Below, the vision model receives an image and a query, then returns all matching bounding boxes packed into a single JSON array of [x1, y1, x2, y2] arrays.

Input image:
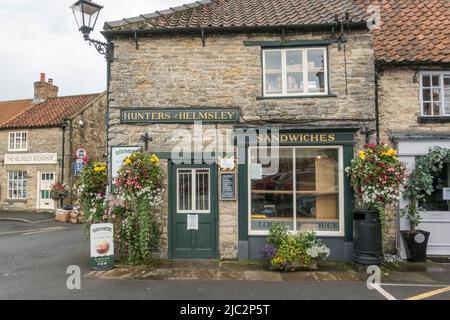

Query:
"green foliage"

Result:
[[402, 146, 450, 231], [267, 222, 288, 248], [113, 150, 164, 264]]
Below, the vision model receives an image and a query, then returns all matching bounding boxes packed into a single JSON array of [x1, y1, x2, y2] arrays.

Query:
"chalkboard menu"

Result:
[[220, 172, 236, 200]]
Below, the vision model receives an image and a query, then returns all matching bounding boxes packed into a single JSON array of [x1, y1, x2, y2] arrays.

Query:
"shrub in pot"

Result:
[[346, 143, 406, 264], [401, 146, 450, 262]]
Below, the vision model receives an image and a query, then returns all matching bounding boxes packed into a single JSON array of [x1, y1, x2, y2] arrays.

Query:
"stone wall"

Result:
[[108, 30, 376, 259], [0, 127, 63, 210], [68, 93, 107, 203]]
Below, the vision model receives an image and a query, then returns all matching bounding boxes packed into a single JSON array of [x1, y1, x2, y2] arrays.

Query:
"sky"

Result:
[[0, 0, 188, 101]]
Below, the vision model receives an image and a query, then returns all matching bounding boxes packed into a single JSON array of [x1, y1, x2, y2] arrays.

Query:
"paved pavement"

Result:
[[0, 214, 449, 300]]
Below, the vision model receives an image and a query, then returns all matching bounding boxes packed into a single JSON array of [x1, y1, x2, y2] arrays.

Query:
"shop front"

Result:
[[394, 134, 450, 257], [237, 129, 356, 261]]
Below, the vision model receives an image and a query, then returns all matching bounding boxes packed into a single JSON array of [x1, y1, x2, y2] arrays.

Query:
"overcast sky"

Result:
[[0, 0, 188, 101]]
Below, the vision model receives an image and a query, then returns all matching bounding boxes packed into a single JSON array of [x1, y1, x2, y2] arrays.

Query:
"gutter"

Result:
[[101, 21, 368, 39]]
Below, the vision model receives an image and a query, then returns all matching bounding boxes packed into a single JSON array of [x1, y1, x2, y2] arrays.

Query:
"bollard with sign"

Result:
[[89, 223, 115, 270]]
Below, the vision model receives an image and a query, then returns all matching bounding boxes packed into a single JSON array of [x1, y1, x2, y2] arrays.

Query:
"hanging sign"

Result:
[[187, 214, 199, 230], [120, 108, 240, 124], [89, 223, 114, 271], [111, 146, 141, 179], [220, 172, 237, 200]]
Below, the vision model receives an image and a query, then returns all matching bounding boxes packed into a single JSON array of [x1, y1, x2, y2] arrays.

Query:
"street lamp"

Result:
[[70, 0, 113, 61]]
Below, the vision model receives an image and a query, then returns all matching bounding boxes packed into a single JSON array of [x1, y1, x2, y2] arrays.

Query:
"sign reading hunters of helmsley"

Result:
[[120, 108, 240, 124]]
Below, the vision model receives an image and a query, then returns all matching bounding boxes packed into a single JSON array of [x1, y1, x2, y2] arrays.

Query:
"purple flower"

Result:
[[259, 244, 277, 260]]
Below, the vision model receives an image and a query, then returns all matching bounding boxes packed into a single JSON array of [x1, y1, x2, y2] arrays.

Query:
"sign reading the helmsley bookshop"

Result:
[[4, 153, 57, 165], [120, 108, 240, 124]]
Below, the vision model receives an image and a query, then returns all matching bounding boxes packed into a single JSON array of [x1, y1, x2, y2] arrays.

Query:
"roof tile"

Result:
[[0, 94, 101, 129]]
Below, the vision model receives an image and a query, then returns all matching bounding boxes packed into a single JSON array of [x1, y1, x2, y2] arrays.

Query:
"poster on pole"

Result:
[[111, 146, 141, 179], [89, 223, 114, 271]]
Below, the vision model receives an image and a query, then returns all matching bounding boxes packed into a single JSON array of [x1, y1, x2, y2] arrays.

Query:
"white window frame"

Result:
[[176, 168, 211, 214], [7, 170, 27, 200], [247, 145, 344, 237], [8, 131, 28, 151], [419, 71, 450, 116], [262, 47, 329, 97]]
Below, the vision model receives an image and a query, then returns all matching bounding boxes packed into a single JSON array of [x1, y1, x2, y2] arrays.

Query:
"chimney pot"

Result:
[[40, 73, 45, 82], [48, 78, 53, 84]]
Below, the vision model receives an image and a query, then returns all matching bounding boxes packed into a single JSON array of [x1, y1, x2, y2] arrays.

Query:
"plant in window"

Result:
[[400, 146, 450, 261], [346, 143, 406, 236]]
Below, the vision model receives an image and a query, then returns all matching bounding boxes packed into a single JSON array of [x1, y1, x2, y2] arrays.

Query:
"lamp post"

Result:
[[70, 0, 113, 62]]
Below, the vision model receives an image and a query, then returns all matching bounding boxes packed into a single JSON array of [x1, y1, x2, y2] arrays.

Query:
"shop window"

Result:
[[177, 169, 210, 213], [8, 171, 27, 199], [249, 147, 343, 235], [263, 47, 328, 97], [8, 132, 27, 151], [418, 160, 450, 211], [420, 72, 450, 116]]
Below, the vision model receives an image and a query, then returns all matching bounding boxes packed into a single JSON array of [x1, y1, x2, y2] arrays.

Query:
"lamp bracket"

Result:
[[85, 37, 114, 62]]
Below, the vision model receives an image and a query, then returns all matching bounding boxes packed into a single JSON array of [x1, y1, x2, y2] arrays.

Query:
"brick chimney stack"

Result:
[[33, 73, 58, 103]]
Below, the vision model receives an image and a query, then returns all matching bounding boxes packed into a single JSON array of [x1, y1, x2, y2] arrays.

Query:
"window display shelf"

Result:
[[251, 190, 338, 196]]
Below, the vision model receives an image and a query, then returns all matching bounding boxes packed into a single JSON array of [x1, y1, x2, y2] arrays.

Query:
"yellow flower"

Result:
[[381, 148, 397, 157], [359, 151, 366, 160], [150, 154, 160, 165], [124, 158, 132, 165]]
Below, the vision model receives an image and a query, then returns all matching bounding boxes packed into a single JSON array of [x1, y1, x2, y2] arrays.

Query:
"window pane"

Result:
[[264, 51, 281, 70], [295, 149, 339, 232], [286, 72, 303, 93], [286, 50, 302, 71], [432, 75, 440, 86], [307, 49, 325, 70], [195, 170, 209, 211], [265, 74, 282, 94], [422, 89, 431, 102], [433, 102, 441, 115], [178, 170, 192, 211], [445, 103, 450, 115], [422, 75, 431, 87], [444, 76, 450, 88], [308, 72, 325, 93], [423, 102, 431, 115], [251, 148, 294, 231], [432, 88, 440, 102], [420, 161, 450, 211]]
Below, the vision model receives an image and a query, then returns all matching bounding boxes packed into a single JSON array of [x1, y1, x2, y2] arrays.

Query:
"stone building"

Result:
[[0, 73, 107, 211], [372, 0, 450, 257], [102, 0, 377, 261]]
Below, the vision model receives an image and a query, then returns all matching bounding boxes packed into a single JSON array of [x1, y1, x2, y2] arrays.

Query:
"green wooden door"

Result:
[[169, 163, 218, 259]]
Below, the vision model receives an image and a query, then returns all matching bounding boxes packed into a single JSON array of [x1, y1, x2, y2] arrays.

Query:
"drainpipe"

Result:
[[374, 63, 381, 143], [60, 122, 68, 208]]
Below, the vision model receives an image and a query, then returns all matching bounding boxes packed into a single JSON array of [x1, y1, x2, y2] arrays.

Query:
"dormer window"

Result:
[[263, 47, 328, 97], [420, 72, 450, 116], [8, 132, 27, 151]]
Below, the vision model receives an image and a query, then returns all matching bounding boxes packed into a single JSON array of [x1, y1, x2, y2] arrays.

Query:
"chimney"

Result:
[[33, 72, 58, 103]]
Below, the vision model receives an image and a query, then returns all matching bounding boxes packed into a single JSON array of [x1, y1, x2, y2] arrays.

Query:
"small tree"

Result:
[[402, 146, 450, 232]]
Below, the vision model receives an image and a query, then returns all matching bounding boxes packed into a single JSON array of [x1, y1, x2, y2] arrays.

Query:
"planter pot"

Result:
[[352, 208, 382, 265], [401, 230, 430, 262]]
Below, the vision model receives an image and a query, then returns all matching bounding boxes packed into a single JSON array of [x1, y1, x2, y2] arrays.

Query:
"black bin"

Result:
[[353, 209, 382, 265]]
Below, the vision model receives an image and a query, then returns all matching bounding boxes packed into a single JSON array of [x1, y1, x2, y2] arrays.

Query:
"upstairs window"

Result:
[[420, 72, 450, 116], [8, 132, 27, 151], [263, 47, 328, 97]]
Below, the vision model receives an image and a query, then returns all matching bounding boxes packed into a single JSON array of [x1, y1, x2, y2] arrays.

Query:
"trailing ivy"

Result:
[[402, 146, 450, 232]]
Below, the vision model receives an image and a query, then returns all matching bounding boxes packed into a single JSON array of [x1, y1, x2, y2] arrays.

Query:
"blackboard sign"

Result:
[[220, 172, 236, 200]]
